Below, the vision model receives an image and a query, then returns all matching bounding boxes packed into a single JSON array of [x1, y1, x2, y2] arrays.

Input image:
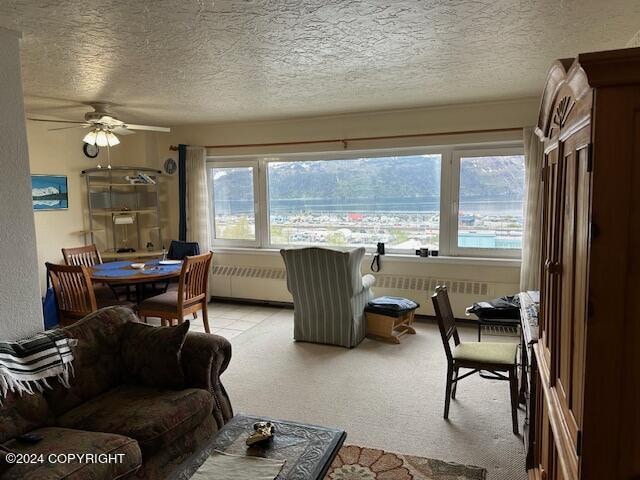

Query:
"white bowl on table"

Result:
[[130, 263, 146, 269]]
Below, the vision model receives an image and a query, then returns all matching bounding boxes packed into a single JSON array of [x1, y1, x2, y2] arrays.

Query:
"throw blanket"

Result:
[[0, 330, 77, 399]]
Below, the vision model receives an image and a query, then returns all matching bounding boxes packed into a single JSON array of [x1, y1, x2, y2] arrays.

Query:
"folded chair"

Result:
[[431, 285, 520, 434]]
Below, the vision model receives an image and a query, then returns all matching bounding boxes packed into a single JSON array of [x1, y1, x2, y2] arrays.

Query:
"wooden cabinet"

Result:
[[531, 48, 640, 479]]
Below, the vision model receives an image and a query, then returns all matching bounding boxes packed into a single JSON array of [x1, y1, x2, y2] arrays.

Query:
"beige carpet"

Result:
[[209, 305, 527, 480]]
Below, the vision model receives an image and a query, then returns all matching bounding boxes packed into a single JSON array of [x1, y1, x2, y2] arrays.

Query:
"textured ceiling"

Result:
[[1, 0, 640, 125]]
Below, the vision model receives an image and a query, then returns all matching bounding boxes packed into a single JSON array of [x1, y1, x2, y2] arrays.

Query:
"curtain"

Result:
[[185, 146, 213, 296], [520, 127, 544, 291]]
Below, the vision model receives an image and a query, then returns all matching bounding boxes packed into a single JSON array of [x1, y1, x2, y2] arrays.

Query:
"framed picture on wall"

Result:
[[31, 174, 68, 210]]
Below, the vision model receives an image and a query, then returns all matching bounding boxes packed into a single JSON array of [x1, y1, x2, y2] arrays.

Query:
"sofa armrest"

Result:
[[362, 274, 376, 290], [181, 332, 234, 428]]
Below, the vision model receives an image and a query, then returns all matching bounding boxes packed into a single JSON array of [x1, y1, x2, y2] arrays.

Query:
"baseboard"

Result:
[[211, 295, 294, 309], [209, 295, 479, 326]]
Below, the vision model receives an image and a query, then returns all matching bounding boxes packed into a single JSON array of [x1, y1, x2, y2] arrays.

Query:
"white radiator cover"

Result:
[[211, 263, 518, 317]]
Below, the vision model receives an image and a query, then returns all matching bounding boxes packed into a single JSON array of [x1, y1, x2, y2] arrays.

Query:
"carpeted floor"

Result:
[[201, 304, 527, 480]]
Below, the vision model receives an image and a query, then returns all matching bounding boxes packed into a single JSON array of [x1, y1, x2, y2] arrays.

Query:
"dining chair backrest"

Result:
[[168, 240, 200, 260], [178, 252, 213, 309], [431, 286, 461, 361], [46, 262, 98, 323], [62, 244, 103, 267]]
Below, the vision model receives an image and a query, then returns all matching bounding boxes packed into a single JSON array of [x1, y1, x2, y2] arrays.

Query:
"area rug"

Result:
[[325, 445, 486, 480]]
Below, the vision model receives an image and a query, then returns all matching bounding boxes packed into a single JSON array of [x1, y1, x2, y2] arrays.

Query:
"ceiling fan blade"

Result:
[[112, 126, 136, 135], [123, 124, 171, 133], [28, 118, 88, 124], [48, 124, 92, 131]]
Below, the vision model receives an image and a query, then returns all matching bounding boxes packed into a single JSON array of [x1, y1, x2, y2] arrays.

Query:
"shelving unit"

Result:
[[82, 167, 163, 259]]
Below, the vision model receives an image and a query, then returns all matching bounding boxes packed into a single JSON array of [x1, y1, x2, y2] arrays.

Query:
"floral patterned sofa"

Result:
[[0, 306, 233, 479]]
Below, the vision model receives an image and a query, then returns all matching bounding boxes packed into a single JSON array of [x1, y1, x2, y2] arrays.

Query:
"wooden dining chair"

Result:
[[46, 262, 98, 326], [61, 244, 131, 301], [62, 244, 103, 267], [138, 252, 213, 333], [432, 286, 520, 434]]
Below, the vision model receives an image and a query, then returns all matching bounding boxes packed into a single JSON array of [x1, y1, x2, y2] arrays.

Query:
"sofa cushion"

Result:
[[44, 307, 137, 416], [120, 321, 189, 390], [0, 427, 141, 480], [57, 385, 213, 456], [0, 445, 15, 475], [0, 391, 52, 443]]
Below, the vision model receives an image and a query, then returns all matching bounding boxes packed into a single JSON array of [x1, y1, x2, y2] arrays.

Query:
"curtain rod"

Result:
[[168, 126, 524, 151]]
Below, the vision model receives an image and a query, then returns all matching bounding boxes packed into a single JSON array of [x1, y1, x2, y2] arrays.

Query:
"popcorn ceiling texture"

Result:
[[1, 0, 639, 124]]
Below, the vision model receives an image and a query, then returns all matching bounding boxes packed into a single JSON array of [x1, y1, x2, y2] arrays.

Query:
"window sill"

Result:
[[211, 247, 521, 268]]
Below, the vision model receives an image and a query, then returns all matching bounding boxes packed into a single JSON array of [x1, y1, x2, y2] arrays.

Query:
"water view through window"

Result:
[[209, 151, 525, 254], [211, 166, 256, 241], [458, 155, 525, 250], [267, 155, 441, 250]]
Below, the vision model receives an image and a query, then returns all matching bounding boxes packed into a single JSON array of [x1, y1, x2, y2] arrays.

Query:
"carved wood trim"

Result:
[[553, 96, 574, 129], [537, 59, 591, 142]]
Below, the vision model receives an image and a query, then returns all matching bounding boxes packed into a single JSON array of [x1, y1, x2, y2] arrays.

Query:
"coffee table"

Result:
[[173, 414, 346, 480]]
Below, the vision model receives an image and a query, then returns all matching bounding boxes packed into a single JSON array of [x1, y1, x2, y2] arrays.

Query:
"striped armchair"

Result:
[[280, 247, 375, 348]]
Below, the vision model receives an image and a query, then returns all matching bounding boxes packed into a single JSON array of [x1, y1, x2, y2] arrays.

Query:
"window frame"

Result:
[[206, 142, 524, 259], [445, 147, 525, 259], [208, 160, 262, 248]]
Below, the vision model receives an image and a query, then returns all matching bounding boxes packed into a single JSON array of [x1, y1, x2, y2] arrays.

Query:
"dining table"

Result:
[[90, 259, 183, 304]]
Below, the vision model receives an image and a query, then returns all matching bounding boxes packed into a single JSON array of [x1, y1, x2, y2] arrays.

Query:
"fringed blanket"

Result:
[[0, 330, 77, 399]]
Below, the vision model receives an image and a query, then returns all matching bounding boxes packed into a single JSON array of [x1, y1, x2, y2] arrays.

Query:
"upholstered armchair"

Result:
[[280, 247, 375, 348]]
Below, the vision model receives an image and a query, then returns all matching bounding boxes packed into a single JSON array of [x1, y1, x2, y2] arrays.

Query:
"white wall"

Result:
[[27, 122, 158, 291], [124, 98, 540, 314], [0, 28, 43, 340]]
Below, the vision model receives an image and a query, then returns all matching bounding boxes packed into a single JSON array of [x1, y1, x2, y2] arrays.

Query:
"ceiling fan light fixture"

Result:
[[95, 130, 109, 147], [106, 131, 120, 146], [83, 130, 98, 145]]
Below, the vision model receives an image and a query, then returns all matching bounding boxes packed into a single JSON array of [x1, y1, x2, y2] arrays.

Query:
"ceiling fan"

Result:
[[28, 102, 170, 146]]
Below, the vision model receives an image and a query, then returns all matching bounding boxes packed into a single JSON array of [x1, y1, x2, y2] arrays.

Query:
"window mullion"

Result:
[[439, 150, 453, 256], [257, 159, 269, 248]]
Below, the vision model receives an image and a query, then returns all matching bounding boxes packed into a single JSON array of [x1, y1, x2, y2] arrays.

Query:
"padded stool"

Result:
[[365, 296, 419, 344]]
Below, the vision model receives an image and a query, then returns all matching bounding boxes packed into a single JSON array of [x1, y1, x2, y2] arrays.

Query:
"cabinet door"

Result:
[[538, 127, 591, 480], [540, 146, 562, 366], [555, 126, 590, 457]]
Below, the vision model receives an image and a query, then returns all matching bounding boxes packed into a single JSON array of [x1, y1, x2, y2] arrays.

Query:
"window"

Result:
[[449, 150, 525, 257], [209, 163, 259, 246], [207, 144, 524, 259], [267, 154, 441, 251]]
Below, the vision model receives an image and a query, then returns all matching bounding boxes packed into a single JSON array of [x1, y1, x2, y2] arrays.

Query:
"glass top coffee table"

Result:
[[173, 413, 347, 480]]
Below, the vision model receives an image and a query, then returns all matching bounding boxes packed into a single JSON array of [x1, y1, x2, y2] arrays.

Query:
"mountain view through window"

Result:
[[210, 152, 525, 253], [267, 155, 442, 249]]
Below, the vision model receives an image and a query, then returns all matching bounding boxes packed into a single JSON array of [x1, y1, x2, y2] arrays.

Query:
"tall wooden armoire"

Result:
[[531, 48, 640, 479]]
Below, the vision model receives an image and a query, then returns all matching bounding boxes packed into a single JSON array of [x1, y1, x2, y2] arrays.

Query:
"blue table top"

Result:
[[92, 259, 182, 279]]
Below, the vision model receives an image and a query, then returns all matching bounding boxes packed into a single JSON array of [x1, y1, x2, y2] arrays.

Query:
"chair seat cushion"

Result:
[[453, 342, 518, 365], [94, 285, 136, 309], [0, 427, 141, 480], [138, 291, 179, 313], [56, 385, 213, 456]]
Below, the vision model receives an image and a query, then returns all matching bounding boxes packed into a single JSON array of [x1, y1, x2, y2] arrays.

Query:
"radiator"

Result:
[[211, 264, 517, 317]]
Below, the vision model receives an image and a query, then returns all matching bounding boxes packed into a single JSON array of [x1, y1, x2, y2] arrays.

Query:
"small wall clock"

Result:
[[83, 143, 99, 159], [163, 157, 178, 175]]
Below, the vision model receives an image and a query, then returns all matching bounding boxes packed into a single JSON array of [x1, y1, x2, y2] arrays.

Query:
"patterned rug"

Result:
[[325, 445, 486, 480]]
